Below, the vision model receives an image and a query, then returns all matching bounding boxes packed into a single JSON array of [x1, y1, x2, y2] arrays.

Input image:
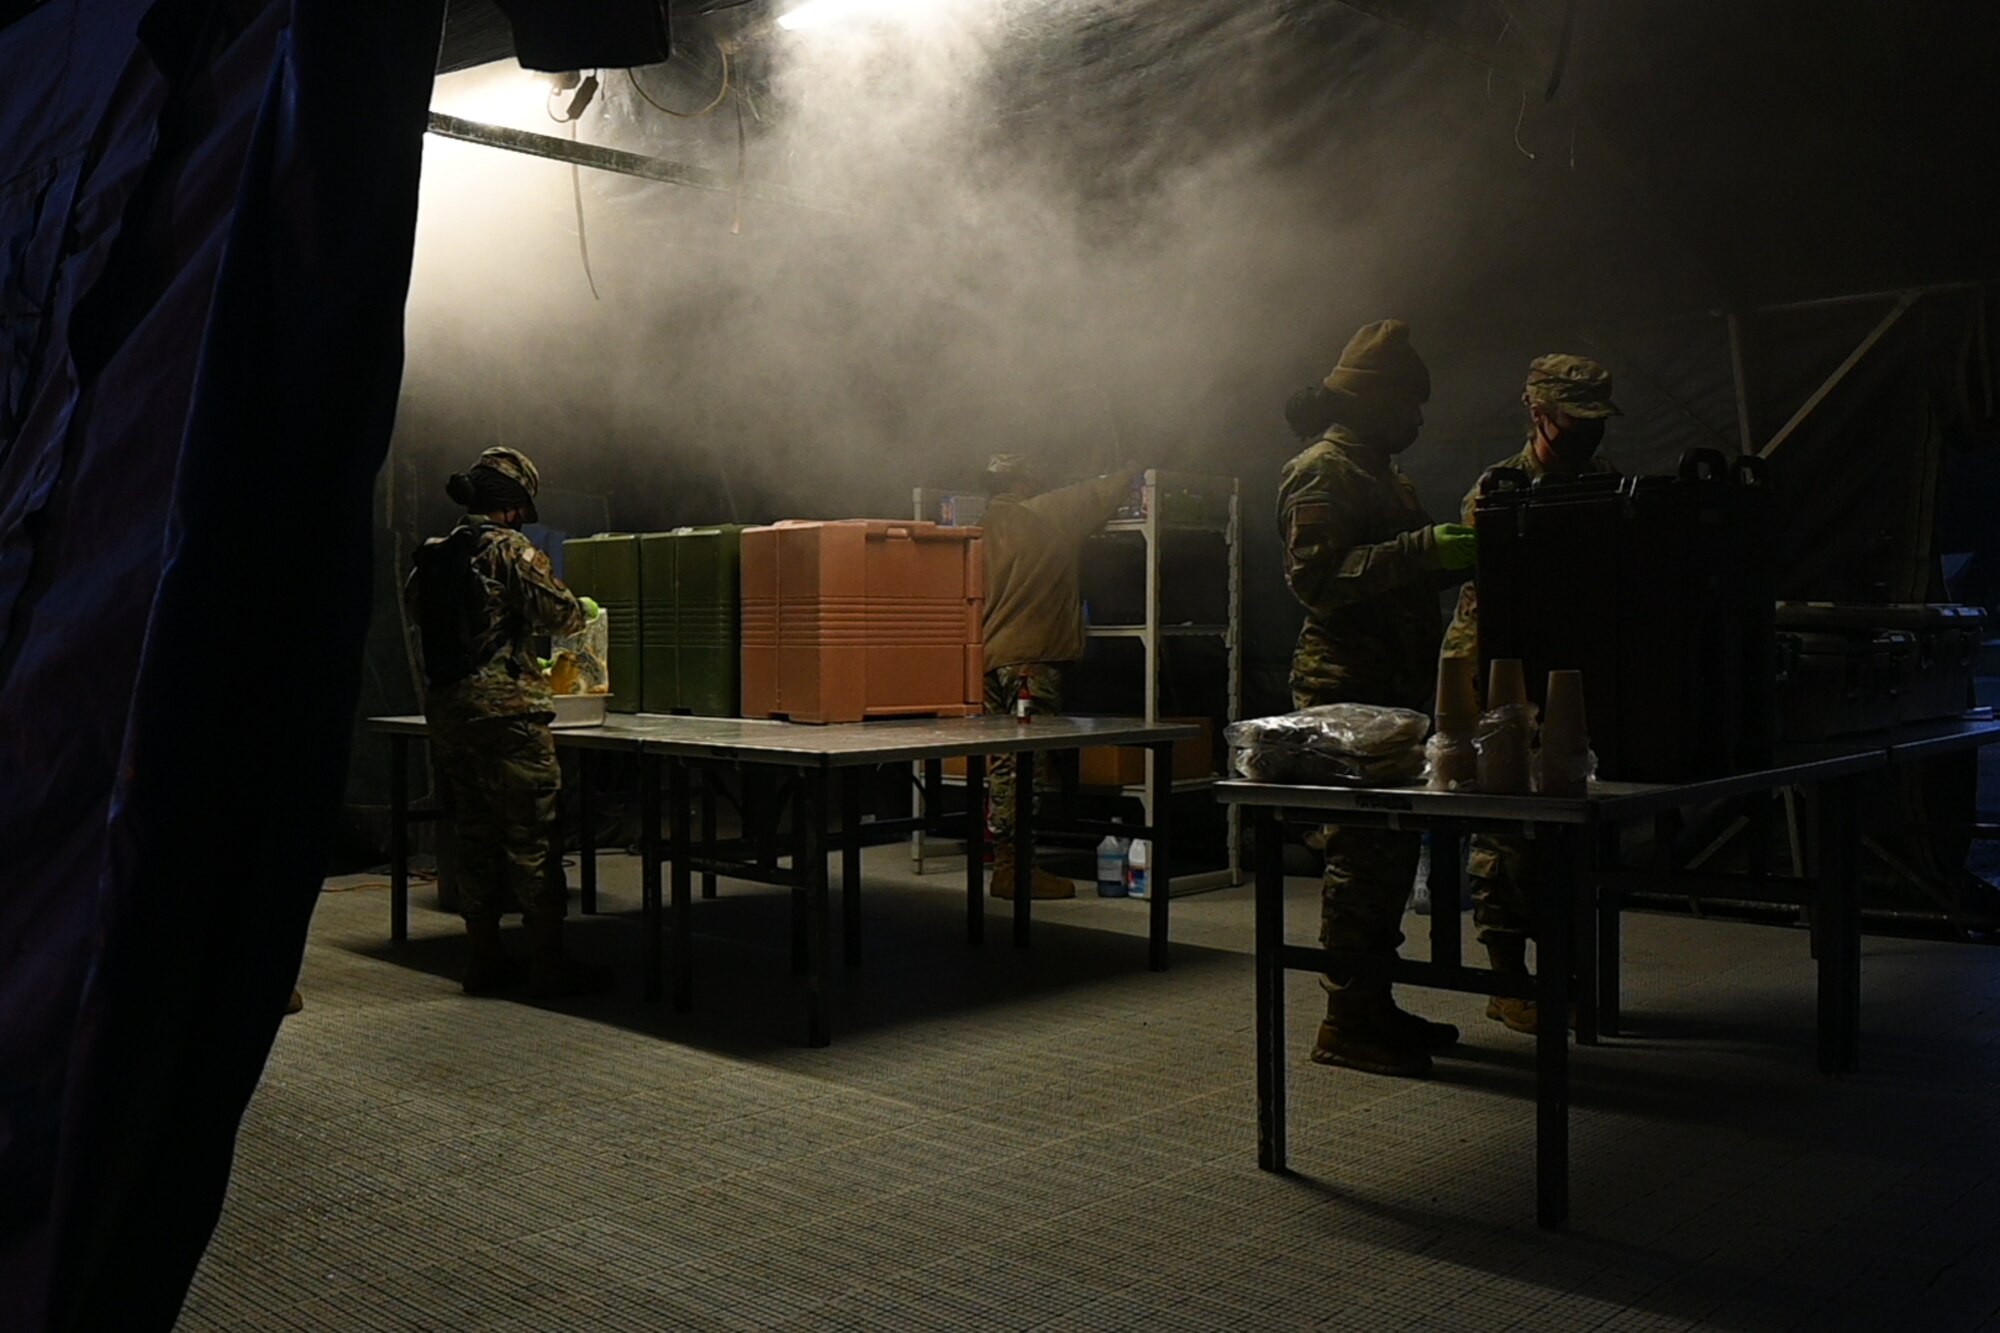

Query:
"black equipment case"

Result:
[[1473, 449, 1777, 783], [1774, 602, 1984, 740]]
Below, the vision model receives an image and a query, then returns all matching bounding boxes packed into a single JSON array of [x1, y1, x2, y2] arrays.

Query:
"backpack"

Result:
[[410, 525, 501, 688]]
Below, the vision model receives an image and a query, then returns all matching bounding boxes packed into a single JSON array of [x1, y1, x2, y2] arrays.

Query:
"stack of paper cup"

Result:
[[1429, 657, 1481, 791], [1476, 658, 1533, 794], [1486, 658, 1528, 710], [1536, 668, 1590, 796]]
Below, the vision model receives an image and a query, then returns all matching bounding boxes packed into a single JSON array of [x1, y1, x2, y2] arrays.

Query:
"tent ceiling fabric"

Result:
[[432, 0, 1993, 302]]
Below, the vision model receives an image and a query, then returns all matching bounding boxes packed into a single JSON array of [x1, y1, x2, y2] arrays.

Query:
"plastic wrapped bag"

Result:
[[1226, 705, 1430, 785], [1425, 731, 1478, 791], [1533, 743, 1597, 797], [1473, 703, 1536, 794], [548, 608, 610, 696]]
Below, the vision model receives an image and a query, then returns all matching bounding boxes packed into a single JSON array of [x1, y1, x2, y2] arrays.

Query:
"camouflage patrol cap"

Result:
[[448, 445, 540, 523], [475, 446, 542, 497], [1525, 354, 1621, 419]]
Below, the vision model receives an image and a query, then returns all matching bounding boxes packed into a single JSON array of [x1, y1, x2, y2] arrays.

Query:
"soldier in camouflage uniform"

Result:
[[407, 447, 611, 998], [1441, 354, 1621, 1034], [1280, 320, 1477, 1078], [981, 453, 1140, 899]]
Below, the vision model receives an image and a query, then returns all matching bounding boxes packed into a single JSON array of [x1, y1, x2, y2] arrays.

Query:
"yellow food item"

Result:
[[547, 651, 583, 696]]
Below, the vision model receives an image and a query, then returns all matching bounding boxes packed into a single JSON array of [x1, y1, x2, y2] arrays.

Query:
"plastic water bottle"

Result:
[[1411, 833, 1432, 916], [1127, 839, 1151, 898], [1096, 834, 1129, 898]]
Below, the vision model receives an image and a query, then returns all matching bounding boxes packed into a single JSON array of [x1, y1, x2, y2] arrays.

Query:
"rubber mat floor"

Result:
[[179, 846, 2000, 1331]]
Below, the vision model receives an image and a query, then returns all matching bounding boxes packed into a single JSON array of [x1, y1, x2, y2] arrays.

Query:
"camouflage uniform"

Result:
[[984, 663, 1063, 837], [410, 506, 584, 928], [981, 456, 1135, 840], [1281, 425, 1446, 988], [1442, 355, 1620, 943]]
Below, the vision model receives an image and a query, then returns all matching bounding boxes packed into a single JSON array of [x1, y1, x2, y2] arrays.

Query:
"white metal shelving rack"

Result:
[[909, 469, 1243, 894]]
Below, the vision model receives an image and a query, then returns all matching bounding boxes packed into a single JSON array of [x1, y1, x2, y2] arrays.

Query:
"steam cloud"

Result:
[[405, 0, 1719, 533]]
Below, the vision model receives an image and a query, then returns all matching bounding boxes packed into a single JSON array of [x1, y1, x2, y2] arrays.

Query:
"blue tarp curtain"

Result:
[[0, 1, 445, 1326]]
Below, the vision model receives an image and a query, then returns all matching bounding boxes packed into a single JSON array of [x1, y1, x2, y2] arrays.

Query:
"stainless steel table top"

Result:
[[1876, 716, 2000, 764], [365, 713, 1201, 768], [1215, 747, 1890, 826]]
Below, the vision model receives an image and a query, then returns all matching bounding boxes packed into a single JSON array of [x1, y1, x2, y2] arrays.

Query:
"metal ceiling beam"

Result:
[[1727, 311, 1754, 453], [1757, 291, 1920, 459], [424, 111, 853, 217], [1749, 281, 1983, 317]]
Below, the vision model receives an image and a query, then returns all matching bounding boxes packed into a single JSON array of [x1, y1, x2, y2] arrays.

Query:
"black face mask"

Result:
[[1544, 417, 1605, 468]]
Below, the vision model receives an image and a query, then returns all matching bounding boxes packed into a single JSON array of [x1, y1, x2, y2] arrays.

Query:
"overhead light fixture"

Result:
[[776, 0, 927, 33]]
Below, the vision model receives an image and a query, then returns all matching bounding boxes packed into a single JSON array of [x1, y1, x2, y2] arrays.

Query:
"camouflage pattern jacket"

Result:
[[1279, 426, 1447, 709], [1440, 440, 1617, 673], [408, 517, 584, 729]]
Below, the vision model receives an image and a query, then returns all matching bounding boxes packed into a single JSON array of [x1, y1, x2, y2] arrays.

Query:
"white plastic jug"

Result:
[[1096, 834, 1128, 898], [1126, 839, 1151, 898]]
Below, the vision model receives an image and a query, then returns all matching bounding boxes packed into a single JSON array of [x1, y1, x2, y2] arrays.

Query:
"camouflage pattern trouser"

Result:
[[1318, 825, 1422, 997], [1293, 687, 1422, 998], [430, 715, 565, 926], [1468, 833, 1536, 942], [984, 663, 1064, 838]]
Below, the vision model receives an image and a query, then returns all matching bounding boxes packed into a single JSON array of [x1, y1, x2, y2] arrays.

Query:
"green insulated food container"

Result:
[[639, 526, 744, 716], [560, 534, 642, 713]]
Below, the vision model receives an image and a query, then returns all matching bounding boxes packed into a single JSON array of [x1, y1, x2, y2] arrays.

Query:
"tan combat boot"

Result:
[[463, 916, 527, 995], [988, 844, 1076, 901], [527, 917, 615, 999], [1483, 936, 1574, 1035], [1311, 990, 1432, 1078]]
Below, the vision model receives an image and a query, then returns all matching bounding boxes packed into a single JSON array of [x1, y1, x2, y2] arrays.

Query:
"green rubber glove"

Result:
[[579, 596, 601, 621], [1433, 523, 1478, 572]]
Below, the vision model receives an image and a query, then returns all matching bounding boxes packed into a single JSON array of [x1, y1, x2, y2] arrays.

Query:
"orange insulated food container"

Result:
[[741, 520, 985, 724]]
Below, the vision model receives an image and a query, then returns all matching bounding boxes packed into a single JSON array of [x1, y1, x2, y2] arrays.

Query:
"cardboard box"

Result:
[[1079, 717, 1215, 787]]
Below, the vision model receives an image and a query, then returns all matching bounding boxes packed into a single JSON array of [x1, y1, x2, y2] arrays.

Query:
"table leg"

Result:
[[1596, 824, 1621, 1038], [843, 771, 863, 968], [641, 755, 662, 1002], [547, 785, 565, 914], [1254, 807, 1288, 1174], [1573, 832, 1600, 1048], [802, 770, 831, 1047], [1815, 776, 1862, 1075], [701, 776, 719, 901], [753, 771, 778, 874], [390, 734, 409, 945], [1428, 828, 1462, 970], [1148, 740, 1172, 972], [966, 756, 987, 946], [1013, 746, 1033, 950], [920, 758, 944, 876], [669, 757, 693, 1013], [578, 748, 597, 916], [1597, 892, 1622, 1040], [1535, 829, 1578, 1231], [791, 774, 809, 977]]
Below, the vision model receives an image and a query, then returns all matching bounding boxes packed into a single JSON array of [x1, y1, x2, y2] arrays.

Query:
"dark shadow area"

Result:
[[345, 878, 1243, 1057], [1268, 1171, 1785, 1331]]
